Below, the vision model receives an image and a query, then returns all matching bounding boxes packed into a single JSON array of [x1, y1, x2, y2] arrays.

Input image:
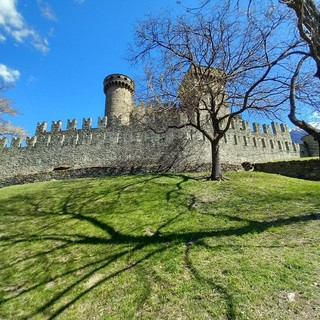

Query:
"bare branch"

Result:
[[288, 55, 320, 139]]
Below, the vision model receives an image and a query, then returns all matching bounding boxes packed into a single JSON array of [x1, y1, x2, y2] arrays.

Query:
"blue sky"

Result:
[[1, 0, 320, 138], [0, 0, 194, 136]]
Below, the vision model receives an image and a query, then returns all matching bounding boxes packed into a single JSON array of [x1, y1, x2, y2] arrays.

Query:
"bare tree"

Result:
[[0, 85, 25, 138], [279, 0, 320, 156], [178, 0, 320, 158], [129, 2, 304, 180]]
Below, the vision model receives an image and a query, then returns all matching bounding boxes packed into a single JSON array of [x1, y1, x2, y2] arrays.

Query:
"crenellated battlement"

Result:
[[0, 113, 299, 155], [98, 116, 107, 128], [51, 120, 62, 132], [10, 137, 22, 148], [0, 117, 105, 150], [36, 121, 47, 134], [82, 118, 92, 131], [67, 119, 77, 130], [230, 116, 290, 136], [26, 136, 37, 147], [34, 117, 108, 135]]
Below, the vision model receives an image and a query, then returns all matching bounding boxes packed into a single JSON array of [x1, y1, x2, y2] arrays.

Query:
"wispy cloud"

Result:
[[0, 63, 20, 83], [74, 0, 85, 4], [309, 122, 320, 129], [312, 111, 320, 119], [37, 0, 56, 21], [0, 0, 49, 53], [26, 75, 36, 84]]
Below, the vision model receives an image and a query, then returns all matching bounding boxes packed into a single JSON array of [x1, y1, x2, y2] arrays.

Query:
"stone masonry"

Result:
[[0, 73, 303, 180]]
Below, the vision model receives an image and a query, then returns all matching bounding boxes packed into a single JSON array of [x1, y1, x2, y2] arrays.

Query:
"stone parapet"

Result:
[[255, 159, 320, 180]]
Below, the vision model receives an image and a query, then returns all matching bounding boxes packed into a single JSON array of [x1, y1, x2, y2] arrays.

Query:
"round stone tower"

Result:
[[103, 74, 135, 126]]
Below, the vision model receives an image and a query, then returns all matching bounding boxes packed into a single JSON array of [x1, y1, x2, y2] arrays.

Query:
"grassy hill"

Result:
[[0, 172, 319, 319]]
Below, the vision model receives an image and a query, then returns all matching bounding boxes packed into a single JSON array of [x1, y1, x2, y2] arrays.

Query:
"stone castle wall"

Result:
[[0, 113, 301, 180], [0, 72, 304, 181], [255, 159, 320, 181]]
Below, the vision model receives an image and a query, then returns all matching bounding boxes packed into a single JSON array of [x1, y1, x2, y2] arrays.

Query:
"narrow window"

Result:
[[285, 142, 289, 150], [270, 140, 274, 149], [253, 137, 257, 147], [293, 144, 297, 152]]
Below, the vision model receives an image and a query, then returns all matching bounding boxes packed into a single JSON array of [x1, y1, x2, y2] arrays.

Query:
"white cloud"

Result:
[[37, 0, 56, 21], [309, 122, 320, 129], [0, 0, 49, 53], [74, 0, 85, 4], [0, 63, 20, 83], [48, 27, 54, 37], [0, 33, 6, 42], [312, 111, 320, 119], [0, 0, 23, 28]]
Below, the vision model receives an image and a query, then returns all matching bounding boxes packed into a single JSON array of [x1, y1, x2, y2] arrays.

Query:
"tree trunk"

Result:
[[209, 140, 222, 181]]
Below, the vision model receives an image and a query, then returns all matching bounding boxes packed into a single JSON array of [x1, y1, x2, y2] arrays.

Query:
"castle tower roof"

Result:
[[103, 74, 134, 94]]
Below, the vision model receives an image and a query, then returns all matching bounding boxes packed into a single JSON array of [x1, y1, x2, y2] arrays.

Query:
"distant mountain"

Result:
[[290, 127, 307, 144], [290, 122, 320, 143]]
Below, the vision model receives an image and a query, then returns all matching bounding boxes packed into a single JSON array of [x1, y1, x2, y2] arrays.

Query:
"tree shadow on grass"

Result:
[[184, 240, 237, 320], [0, 174, 319, 319]]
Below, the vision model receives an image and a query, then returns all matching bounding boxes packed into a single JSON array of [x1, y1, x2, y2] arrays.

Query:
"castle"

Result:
[[0, 73, 307, 181]]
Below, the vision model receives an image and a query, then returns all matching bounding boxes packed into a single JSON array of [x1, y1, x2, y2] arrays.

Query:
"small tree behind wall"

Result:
[[129, 1, 306, 180], [0, 84, 25, 138]]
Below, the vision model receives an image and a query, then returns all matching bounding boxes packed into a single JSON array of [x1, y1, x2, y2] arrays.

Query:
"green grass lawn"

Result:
[[0, 172, 319, 320]]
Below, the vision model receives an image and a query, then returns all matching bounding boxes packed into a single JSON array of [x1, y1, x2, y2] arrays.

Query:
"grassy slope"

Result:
[[0, 172, 319, 320]]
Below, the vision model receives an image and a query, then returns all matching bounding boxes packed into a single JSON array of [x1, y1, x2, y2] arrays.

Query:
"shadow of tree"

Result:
[[0, 173, 319, 319]]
